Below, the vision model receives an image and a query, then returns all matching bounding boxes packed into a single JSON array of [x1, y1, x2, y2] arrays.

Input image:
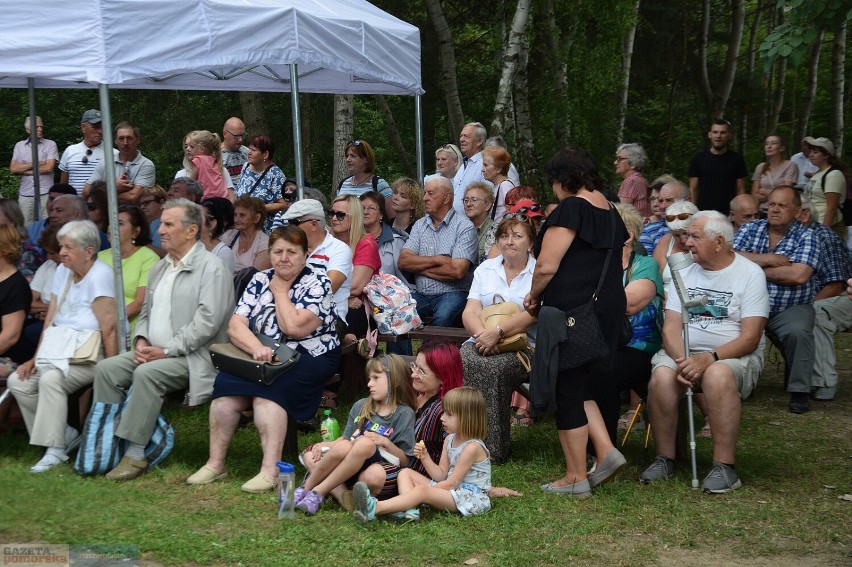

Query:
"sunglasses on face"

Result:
[[288, 218, 317, 227], [327, 211, 349, 221], [665, 212, 693, 222], [81, 148, 93, 164]]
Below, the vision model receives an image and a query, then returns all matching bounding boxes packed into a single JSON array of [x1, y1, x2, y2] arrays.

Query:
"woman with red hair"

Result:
[[482, 147, 515, 220]]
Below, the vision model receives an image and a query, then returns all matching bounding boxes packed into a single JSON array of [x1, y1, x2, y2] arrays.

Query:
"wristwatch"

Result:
[[710, 351, 719, 362], [163, 348, 170, 357]]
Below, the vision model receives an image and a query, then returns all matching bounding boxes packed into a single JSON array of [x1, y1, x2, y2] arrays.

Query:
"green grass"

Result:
[[1, 337, 850, 566]]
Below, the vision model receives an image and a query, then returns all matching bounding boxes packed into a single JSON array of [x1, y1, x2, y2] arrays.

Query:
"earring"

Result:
[[131, 238, 136, 245]]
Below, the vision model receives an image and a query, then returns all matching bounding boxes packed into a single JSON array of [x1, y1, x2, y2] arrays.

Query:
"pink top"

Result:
[[618, 171, 651, 219], [193, 154, 228, 199], [353, 234, 381, 275]]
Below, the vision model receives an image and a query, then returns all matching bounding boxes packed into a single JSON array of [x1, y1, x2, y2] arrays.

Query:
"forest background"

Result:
[[0, 0, 849, 202]]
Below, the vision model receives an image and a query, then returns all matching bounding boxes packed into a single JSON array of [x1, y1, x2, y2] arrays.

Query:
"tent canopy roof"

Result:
[[0, 0, 422, 95]]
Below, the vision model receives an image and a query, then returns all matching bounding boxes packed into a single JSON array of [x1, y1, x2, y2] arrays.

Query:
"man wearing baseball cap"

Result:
[[58, 109, 105, 195]]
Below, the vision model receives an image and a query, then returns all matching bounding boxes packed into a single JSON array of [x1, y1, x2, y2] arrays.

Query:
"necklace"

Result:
[[353, 172, 371, 186], [238, 233, 253, 255]]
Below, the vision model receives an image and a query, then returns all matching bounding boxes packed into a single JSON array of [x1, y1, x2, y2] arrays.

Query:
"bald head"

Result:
[[222, 117, 246, 151], [729, 193, 759, 231]]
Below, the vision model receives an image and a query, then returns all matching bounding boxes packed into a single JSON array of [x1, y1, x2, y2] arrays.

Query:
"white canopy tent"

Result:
[[0, 0, 424, 350]]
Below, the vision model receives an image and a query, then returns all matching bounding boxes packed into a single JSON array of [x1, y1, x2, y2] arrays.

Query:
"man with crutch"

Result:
[[639, 211, 769, 493]]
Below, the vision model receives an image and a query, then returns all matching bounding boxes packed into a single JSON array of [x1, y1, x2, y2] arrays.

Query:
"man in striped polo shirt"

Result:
[[58, 109, 105, 195]]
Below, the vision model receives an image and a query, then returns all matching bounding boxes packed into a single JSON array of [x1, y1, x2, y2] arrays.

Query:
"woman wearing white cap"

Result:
[[803, 137, 848, 234]]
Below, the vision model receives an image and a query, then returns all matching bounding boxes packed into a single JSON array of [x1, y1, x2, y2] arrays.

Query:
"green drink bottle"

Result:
[[320, 409, 340, 442]]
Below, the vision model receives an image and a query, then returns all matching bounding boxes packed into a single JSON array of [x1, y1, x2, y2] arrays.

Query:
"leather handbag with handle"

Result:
[[479, 294, 528, 353]]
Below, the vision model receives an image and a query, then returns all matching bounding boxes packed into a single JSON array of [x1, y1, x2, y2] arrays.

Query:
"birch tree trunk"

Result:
[[616, 0, 641, 145], [513, 33, 538, 187], [699, 0, 746, 119], [375, 95, 416, 178], [800, 30, 824, 140], [332, 94, 353, 192], [830, 20, 846, 154], [491, 0, 532, 137], [424, 0, 465, 139], [768, 57, 787, 133], [239, 92, 269, 139]]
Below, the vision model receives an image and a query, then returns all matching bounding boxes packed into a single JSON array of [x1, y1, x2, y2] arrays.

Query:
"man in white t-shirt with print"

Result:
[[640, 211, 769, 494]]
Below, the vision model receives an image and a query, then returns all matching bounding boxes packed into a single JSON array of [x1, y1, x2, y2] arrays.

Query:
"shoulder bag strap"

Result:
[[249, 165, 272, 193], [54, 270, 75, 315], [592, 204, 618, 301]]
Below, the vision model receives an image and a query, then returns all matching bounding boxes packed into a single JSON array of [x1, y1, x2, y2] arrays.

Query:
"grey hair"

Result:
[[693, 210, 733, 245], [662, 180, 690, 200], [53, 195, 88, 220], [464, 181, 495, 205], [650, 174, 678, 190], [664, 200, 699, 231], [171, 177, 204, 201], [485, 136, 507, 149], [465, 122, 487, 145], [163, 198, 203, 241], [24, 116, 42, 129], [427, 176, 453, 196], [617, 143, 648, 171], [57, 220, 100, 252]]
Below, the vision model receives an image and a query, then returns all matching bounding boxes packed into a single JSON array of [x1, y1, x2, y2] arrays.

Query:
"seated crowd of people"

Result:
[[1, 111, 849, 519]]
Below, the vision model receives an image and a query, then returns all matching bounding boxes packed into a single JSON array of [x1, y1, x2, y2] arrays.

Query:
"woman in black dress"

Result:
[[525, 146, 628, 497], [187, 225, 341, 493]]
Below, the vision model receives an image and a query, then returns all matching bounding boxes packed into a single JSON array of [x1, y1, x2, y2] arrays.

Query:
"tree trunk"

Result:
[[699, 0, 746, 119], [742, 0, 764, 145], [239, 91, 269, 138], [424, 0, 465, 139], [715, 0, 746, 118], [616, 0, 641, 145], [542, 0, 570, 141], [491, 0, 532, 138], [800, 29, 825, 140], [514, 33, 537, 188], [768, 57, 787, 133], [830, 20, 846, 154], [375, 95, 416, 178], [332, 95, 353, 192]]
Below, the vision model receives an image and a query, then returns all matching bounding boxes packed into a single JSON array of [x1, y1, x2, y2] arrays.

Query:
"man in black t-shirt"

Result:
[[688, 119, 748, 215]]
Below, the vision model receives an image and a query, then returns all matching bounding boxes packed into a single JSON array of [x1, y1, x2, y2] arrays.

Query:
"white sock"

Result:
[[46, 447, 67, 459], [124, 443, 146, 461]]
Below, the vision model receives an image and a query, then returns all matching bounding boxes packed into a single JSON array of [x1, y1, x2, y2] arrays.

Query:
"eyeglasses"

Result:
[[81, 148, 93, 165], [362, 205, 379, 213], [614, 156, 629, 162], [86, 202, 99, 211], [139, 199, 159, 207], [665, 212, 694, 222], [327, 211, 349, 221], [225, 130, 246, 138], [289, 218, 317, 227], [462, 197, 485, 205], [409, 361, 430, 379]]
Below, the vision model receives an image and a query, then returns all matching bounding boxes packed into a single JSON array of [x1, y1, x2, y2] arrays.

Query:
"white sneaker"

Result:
[[64, 425, 80, 450], [30, 453, 68, 473]]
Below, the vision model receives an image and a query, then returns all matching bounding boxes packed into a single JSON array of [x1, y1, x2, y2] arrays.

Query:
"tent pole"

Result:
[[27, 79, 41, 221], [98, 83, 129, 353], [415, 94, 424, 183], [289, 64, 305, 200]]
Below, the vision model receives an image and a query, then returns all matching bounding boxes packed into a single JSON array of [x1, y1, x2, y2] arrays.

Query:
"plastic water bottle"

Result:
[[122, 161, 132, 181], [276, 461, 295, 519], [320, 409, 340, 442]]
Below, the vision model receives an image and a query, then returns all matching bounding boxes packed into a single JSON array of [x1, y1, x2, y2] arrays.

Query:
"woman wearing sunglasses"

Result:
[[652, 200, 699, 295]]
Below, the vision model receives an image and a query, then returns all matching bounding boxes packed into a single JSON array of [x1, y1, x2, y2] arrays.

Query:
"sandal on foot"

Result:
[[700, 418, 712, 438], [511, 413, 532, 427]]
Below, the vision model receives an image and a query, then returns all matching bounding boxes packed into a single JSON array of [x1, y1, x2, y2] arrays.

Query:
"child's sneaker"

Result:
[[294, 490, 323, 515], [294, 486, 306, 505], [403, 508, 420, 522], [352, 481, 377, 525]]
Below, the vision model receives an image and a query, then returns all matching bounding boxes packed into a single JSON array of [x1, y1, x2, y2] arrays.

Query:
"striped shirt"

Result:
[[639, 220, 670, 255], [403, 208, 478, 295], [733, 219, 821, 313], [59, 141, 105, 194]]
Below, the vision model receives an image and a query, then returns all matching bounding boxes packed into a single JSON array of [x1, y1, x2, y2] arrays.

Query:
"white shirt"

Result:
[[468, 253, 537, 343], [790, 152, 819, 190], [452, 151, 492, 216], [51, 260, 115, 330], [309, 230, 353, 321]]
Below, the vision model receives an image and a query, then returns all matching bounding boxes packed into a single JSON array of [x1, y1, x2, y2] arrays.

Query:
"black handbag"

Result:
[[558, 205, 619, 370], [209, 307, 300, 386]]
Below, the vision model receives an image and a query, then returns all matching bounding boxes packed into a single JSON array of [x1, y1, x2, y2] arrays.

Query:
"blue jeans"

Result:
[[411, 291, 467, 327]]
